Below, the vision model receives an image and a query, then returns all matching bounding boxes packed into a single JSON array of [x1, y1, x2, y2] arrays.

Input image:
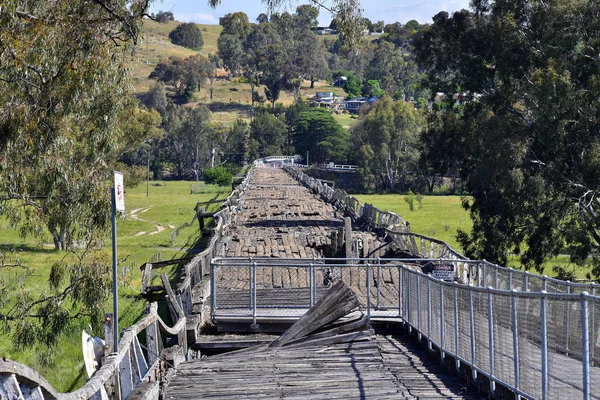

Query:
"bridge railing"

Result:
[[0, 302, 187, 400], [284, 165, 409, 231], [211, 257, 600, 400]]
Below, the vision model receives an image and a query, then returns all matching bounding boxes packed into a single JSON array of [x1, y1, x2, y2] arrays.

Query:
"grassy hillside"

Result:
[[129, 19, 355, 127], [0, 180, 229, 391]]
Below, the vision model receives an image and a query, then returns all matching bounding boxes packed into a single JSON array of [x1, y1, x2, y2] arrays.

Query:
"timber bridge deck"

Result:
[[2, 161, 600, 400]]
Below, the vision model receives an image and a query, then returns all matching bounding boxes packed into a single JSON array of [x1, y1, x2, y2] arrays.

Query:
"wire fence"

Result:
[[211, 257, 600, 400]]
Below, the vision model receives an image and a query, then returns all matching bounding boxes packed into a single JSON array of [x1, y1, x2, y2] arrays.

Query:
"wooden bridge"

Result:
[[2, 164, 600, 400]]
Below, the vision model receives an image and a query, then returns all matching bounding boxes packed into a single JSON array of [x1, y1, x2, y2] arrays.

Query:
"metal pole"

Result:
[[582, 292, 590, 400], [565, 284, 571, 354], [524, 271, 529, 292], [366, 263, 371, 319], [511, 289, 520, 393], [210, 262, 216, 320], [146, 158, 150, 197], [249, 260, 253, 309], [440, 282, 445, 359], [454, 282, 460, 370], [469, 285, 477, 380], [309, 263, 314, 307], [591, 287, 596, 367], [377, 258, 381, 309], [488, 287, 496, 392], [427, 277, 432, 350], [252, 262, 257, 325], [417, 274, 422, 339], [540, 290, 548, 400], [509, 270, 513, 291], [399, 266, 403, 318], [111, 187, 119, 351], [407, 271, 412, 328]]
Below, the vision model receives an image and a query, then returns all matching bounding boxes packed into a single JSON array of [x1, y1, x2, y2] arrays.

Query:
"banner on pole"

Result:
[[114, 171, 125, 212]]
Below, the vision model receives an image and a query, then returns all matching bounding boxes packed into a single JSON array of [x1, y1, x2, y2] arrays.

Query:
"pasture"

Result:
[[0, 180, 229, 391]]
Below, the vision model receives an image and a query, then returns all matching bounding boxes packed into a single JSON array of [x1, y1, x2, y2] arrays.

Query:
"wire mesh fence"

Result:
[[212, 257, 600, 399]]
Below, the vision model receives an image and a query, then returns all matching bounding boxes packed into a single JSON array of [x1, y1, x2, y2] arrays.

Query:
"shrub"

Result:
[[169, 23, 204, 50], [203, 167, 232, 186]]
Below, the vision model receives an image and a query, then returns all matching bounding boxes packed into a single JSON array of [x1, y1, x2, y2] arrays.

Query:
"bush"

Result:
[[203, 167, 232, 186], [169, 23, 204, 50]]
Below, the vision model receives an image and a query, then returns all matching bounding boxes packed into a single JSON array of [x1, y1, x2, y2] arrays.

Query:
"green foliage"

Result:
[[168, 22, 204, 50], [363, 80, 385, 98], [154, 11, 174, 23], [415, 3, 600, 275], [0, 0, 157, 352], [249, 111, 288, 159], [220, 12, 251, 39], [404, 190, 416, 211], [344, 73, 363, 97], [203, 167, 232, 186], [350, 98, 425, 193], [149, 54, 214, 98], [294, 109, 349, 164]]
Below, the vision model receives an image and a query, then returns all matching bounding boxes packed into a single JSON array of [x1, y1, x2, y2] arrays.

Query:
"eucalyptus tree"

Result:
[[415, 1, 600, 274], [0, 0, 156, 353]]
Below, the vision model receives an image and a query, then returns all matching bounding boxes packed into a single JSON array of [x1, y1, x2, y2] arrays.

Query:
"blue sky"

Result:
[[150, 0, 471, 26]]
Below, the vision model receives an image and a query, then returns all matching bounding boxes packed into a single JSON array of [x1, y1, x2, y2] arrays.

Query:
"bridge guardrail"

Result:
[[0, 302, 186, 400], [284, 165, 409, 231], [211, 257, 600, 400]]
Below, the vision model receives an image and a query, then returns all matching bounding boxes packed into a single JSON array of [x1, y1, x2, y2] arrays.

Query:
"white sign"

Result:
[[432, 264, 455, 281], [114, 171, 125, 212]]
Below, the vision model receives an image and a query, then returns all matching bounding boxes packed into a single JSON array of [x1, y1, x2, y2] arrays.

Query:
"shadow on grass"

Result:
[[0, 244, 57, 254], [204, 101, 253, 114]]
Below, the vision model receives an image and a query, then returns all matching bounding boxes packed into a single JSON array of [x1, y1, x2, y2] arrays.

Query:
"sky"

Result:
[[149, 0, 471, 26]]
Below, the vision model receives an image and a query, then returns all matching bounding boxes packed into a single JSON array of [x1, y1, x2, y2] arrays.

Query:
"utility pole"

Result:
[[306, 151, 309, 167]]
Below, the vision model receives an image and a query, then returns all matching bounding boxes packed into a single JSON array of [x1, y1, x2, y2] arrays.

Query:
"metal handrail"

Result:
[[211, 257, 599, 400]]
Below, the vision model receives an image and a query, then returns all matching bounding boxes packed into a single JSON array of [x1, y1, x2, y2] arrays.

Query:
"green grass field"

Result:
[[354, 194, 472, 252], [0, 180, 229, 391], [353, 194, 593, 279]]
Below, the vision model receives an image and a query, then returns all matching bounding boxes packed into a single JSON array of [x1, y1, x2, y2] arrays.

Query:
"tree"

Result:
[[249, 111, 288, 159], [146, 82, 169, 118], [169, 22, 204, 50], [218, 34, 246, 76], [209, 0, 365, 49], [154, 10, 174, 23], [295, 109, 349, 164], [0, 0, 153, 352], [415, 3, 600, 274], [363, 80, 385, 97], [350, 98, 425, 192], [149, 55, 214, 99], [257, 13, 269, 24], [220, 11, 251, 39], [344, 72, 363, 97], [295, 4, 319, 28], [373, 20, 384, 33]]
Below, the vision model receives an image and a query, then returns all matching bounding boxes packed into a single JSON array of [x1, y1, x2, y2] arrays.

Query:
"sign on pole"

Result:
[[114, 172, 125, 212]]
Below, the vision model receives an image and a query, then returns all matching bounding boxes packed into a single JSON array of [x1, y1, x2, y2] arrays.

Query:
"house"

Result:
[[316, 28, 337, 35], [333, 76, 347, 87], [315, 92, 334, 102], [344, 96, 379, 113]]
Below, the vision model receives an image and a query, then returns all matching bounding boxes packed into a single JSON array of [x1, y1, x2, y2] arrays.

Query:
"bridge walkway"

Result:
[[166, 332, 487, 399], [169, 167, 489, 399]]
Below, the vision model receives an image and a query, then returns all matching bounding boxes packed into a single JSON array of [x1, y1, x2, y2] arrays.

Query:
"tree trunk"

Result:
[[50, 227, 67, 250], [310, 76, 315, 88], [251, 83, 255, 107]]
